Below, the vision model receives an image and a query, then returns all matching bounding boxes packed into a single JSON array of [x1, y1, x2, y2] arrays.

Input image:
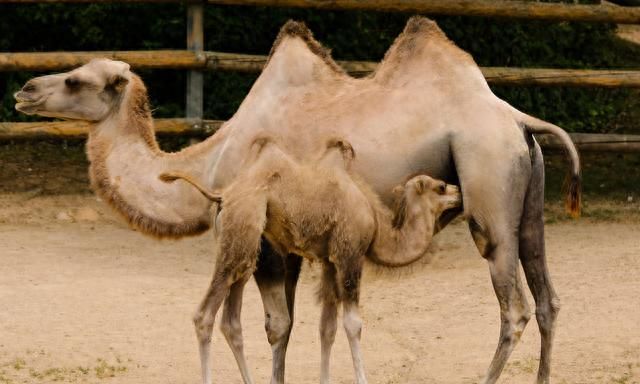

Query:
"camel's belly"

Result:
[[262, 233, 326, 262], [263, 219, 330, 262]]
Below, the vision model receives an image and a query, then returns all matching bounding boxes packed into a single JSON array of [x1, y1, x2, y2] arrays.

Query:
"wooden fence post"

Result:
[[186, 3, 204, 124]]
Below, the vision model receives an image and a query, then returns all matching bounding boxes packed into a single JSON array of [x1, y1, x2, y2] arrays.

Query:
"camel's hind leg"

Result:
[[519, 141, 560, 384], [462, 152, 532, 384], [195, 199, 265, 384], [470, 216, 532, 384], [194, 272, 233, 384], [195, 266, 256, 384], [219, 276, 254, 384], [483, 242, 531, 384]]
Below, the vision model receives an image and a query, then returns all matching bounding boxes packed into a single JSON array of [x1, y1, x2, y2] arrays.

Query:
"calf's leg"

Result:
[[196, 199, 265, 384], [219, 276, 253, 384], [337, 256, 367, 384]]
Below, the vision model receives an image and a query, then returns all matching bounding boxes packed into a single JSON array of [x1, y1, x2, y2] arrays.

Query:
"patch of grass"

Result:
[[506, 356, 538, 375], [94, 358, 127, 379], [0, 369, 12, 384], [10, 359, 24, 371], [610, 372, 632, 384], [2, 355, 131, 382], [41, 368, 66, 382], [77, 366, 90, 375]]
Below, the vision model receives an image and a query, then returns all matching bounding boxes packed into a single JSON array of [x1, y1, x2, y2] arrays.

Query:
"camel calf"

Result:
[[160, 138, 461, 384]]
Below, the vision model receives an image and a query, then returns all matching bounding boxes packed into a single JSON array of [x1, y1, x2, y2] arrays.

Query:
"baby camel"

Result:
[[160, 137, 461, 384]]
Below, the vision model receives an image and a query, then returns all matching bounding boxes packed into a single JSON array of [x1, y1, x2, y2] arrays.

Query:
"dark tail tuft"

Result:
[[563, 173, 582, 218]]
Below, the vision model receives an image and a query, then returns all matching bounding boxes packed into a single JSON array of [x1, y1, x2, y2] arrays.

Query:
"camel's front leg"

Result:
[[220, 276, 254, 384], [320, 299, 338, 384], [337, 261, 367, 384], [342, 300, 367, 384], [319, 263, 339, 384]]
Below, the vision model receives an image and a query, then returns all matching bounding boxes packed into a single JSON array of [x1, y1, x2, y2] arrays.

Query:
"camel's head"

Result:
[[399, 175, 461, 218], [14, 59, 131, 121]]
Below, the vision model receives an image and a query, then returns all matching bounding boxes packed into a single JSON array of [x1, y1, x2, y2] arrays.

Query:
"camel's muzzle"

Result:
[[14, 91, 46, 114]]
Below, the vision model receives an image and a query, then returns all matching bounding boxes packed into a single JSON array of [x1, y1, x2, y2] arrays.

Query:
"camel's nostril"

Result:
[[22, 83, 37, 93]]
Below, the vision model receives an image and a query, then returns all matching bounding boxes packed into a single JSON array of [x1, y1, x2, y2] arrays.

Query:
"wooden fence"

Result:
[[2, 0, 640, 151]]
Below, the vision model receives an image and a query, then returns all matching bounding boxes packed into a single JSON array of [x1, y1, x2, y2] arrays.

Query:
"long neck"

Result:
[[367, 197, 435, 268], [86, 75, 227, 238]]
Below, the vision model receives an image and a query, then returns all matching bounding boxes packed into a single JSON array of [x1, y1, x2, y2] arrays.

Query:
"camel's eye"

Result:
[[438, 183, 446, 194], [65, 77, 81, 89]]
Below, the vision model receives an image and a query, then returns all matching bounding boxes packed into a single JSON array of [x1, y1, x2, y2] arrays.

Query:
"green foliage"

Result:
[[1, 3, 639, 132]]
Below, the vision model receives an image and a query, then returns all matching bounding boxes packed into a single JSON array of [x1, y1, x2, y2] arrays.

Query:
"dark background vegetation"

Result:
[[1, 1, 639, 217]]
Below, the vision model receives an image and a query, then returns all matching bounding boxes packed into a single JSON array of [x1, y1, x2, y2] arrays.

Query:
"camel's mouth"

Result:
[[14, 92, 46, 114], [444, 185, 462, 208]]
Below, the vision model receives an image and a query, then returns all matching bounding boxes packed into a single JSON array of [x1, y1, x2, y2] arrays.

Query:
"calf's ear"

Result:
[[392, 185, 405, 197], [414, 179, 426, 195]]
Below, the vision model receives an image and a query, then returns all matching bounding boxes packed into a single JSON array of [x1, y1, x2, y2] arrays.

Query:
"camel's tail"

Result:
[[511, 107, 581, 218], [159, 172, 222, 203]]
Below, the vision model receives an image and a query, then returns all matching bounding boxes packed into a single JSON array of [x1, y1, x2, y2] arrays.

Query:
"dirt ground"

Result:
[[0, 192, 639, 384]]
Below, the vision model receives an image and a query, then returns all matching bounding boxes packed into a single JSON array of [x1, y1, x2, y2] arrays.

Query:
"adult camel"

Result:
[[14, 17, 579, 384]]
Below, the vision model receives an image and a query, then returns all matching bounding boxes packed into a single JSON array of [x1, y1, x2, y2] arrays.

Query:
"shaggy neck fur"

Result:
[[86, 75, 223, 238]]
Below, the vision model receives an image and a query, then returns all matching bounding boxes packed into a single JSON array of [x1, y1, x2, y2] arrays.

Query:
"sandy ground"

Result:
[[0, 193, 639, 384]]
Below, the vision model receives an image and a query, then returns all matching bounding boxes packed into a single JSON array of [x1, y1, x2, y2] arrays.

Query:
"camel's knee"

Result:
[[503, 306, 531, 344], [220, 314, 240, 337], [265, 313, 291, 345], [343, 309, 363, 339], [193, 311, 215, 343], [536, 296, 560, 334], [220, 316, 242, 349], [517, 309, 532, 337], [320, 319, 337, 343]]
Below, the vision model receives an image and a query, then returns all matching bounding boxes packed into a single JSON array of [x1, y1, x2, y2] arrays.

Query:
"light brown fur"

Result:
[[161, 138, 460, 384]]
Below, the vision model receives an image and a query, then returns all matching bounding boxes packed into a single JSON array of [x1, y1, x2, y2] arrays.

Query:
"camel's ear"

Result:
[[414, 179, 426, 195], [106, 74, 129, 94], [392, 185, 405, 197]]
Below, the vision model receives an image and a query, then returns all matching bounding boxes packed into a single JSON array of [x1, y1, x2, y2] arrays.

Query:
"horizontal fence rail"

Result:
[[3, 51, 640, 88], [2, 119, 639, 153], [536, 132, 640, 153], [209, 0, 640, 24], [0, 119, 222, 139], [1, 0, 640, 24]]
